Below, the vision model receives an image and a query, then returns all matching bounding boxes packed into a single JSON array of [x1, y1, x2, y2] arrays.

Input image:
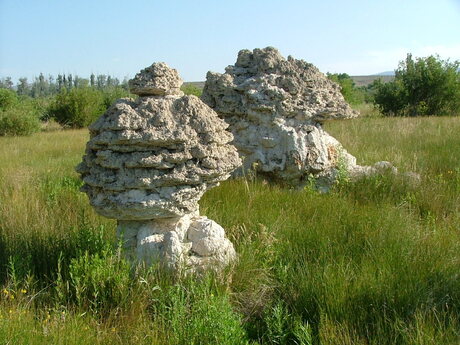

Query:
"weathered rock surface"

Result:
[[202, 47, 395, 187], [77, 62, 241, 271], [129, 62, 183, 96], [117, 214, 235, 271]]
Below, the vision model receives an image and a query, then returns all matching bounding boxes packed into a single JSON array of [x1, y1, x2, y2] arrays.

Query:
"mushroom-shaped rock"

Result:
[[77, 62, 241, 271], [202, 47, 394, 188]]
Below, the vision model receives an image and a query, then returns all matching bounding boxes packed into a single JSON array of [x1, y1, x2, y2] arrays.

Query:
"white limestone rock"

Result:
[[129, 62, 183, 96], [202, 47, 394, 188], [202, 47, 358, 123], [77, 93, 240, 219], [117, 215, 236, 271], [77, 62, 240, 271]]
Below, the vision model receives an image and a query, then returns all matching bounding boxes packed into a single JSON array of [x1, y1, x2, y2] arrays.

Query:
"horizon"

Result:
[[1, 0, 459, 83], [0, 69, 398, 86]]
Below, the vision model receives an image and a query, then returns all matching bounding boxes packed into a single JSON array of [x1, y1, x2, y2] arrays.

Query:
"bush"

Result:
[[374, 54, 460, 116], [155, 277, 248, 345], [0, 103, 41, 136], [327, 73, 366, 105], [61, 249, 131, 313], [0, 88, 18, 111], [48, 87, 106, 128], [101, 87, 133, 109], [181, 84, 203, 97]]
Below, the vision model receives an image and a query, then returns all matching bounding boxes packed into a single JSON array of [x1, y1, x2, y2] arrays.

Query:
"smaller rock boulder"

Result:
[[129, 62, 183, 96]]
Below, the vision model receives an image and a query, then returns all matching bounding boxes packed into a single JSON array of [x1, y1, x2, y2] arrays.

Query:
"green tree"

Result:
[[0, 77, 13, 89], [327, 73, 365, 105], [0, 88, 19, 110], [31, 73, 49, 97], [96, 74, 107, 89], [67, 74, 73, 90], [48, 75, 57, 94], [374, 54, 460, 116], [17, 78, 30, 96], [48, 87, 106, 128], [56, 74, 63, 91]]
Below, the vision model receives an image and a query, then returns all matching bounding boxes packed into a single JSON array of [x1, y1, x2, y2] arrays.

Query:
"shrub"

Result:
[[48, 87, 106, 128], [0, 103, 41, 136], [58, 249, 131, 313], [327, 73, 366, 105], [101, 87, 133, 109], [154, 277, 248, 345], [374, 54, 460, 116], [181, 84, 203, 97], [0, 88, 18, 111]]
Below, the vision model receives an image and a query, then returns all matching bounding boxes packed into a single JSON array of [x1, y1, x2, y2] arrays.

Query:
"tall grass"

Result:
[[1, 117, 460, 344]]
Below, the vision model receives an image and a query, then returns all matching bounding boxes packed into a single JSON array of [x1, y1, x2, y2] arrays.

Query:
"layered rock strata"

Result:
[[202, 47, 395, 189], [77, 62, 241, 271]]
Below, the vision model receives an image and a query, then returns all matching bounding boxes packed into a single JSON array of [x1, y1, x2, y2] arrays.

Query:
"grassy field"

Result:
[[1, 116, 459, 344]]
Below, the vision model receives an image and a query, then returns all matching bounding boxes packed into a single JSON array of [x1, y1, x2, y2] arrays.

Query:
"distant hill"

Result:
[[375, 71, 396, 76], [350, 75, 394, 87]]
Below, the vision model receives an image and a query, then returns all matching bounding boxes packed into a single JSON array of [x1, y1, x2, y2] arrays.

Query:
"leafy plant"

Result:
[[327, 73, 366, 105], [62, 248, 131, 312], [0, 102, 41, 136], [181, 84, 203, 97], [154, 277, 248, 345], [48, 87, 106, 127], [374, 54, 460, 116], [102, 87, 133, 109], [0, 88, 18, 111]]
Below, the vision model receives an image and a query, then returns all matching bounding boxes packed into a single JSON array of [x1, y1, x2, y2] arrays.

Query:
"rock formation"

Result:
[[77, 62, 241, 271], [202, 47, 396, 190]]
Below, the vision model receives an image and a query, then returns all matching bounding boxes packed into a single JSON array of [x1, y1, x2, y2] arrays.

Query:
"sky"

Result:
[[1, 0, 459, 82]]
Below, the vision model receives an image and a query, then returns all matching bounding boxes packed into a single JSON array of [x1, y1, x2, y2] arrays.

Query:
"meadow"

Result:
[[0, 115, 459, 344]]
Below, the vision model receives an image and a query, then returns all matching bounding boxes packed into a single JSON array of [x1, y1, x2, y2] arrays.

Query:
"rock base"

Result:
[[116, 214, 236, 272]]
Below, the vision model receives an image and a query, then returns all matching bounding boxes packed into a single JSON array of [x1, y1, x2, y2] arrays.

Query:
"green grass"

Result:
[[1, 117, 460, 344]]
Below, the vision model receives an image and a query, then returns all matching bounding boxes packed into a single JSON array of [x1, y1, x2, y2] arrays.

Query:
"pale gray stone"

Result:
[[129, 62, 183, 96], [202, 47, 396, 188], [77, 62, 240, 272], [121, 215, 236, 271]]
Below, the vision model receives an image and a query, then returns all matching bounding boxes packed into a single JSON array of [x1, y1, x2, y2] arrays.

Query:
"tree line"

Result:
[[0, 73, 129, 98], [0, 73, 133, 136], [0, 54, 458, 137]]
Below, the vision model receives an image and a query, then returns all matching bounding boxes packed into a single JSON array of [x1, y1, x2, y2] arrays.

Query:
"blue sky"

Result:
[[1, 0, 459, 82]]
